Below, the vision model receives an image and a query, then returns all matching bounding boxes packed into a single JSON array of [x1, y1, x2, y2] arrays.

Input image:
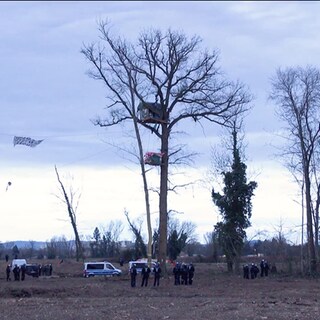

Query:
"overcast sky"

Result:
[[0, 1, 318, 245]]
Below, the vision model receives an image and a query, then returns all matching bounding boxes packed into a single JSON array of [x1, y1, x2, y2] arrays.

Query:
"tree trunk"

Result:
[[304, 173, 317, 273], [227, 261, 233, 272], [132, 118, 153, 267], [158, 124, 169, 272], [54, 166, 83, 261]]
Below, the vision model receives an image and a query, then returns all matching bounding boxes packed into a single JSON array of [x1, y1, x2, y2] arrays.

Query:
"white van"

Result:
[[11, 259, 27, 270], [83, 261, 122, 277], [128, 259, 157, 274]]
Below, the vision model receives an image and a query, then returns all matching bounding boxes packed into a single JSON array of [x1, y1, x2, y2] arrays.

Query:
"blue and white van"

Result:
[[83, 261, 122, 277]]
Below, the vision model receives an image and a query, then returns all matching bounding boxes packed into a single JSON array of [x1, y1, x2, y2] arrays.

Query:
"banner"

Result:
[[13, 136, 43, 148]]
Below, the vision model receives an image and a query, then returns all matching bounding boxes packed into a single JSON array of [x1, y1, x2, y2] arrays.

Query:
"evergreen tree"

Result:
[[212, 128, 257, 272], [90, 227, 101, 258]]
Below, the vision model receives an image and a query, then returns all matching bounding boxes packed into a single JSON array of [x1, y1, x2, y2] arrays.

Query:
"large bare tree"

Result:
[[270, 66, 320, 274], [82, 22, 251, 271]]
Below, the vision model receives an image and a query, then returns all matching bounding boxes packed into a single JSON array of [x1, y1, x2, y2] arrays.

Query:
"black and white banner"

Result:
[[13, 136, 44, 148]]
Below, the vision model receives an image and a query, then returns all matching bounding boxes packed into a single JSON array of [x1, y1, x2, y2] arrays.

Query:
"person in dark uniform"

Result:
[[260, 259, 265, 277], [141, 264, 151, 287], [254, 263, 259, 278], [13, 265, 19, 281], [243, 264, 249, 279], [250, 263, 257, 279], [188, 263, 195, 285], [21, 264, 26, 281], [264, 260, 270, 277], [181, 263, 188, 285], [173, 262, 181, 285], [153, 263, 161, 286], [130, 264, 137, 287], [6, 264, 11, 281]]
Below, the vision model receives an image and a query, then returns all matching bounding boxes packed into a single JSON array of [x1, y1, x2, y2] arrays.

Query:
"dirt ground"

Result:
[[0, 259, 319, 320]]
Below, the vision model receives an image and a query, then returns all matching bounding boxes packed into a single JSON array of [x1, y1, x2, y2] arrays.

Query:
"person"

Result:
[[173, 262, 181, 285], [188, 263, 195, 285], [243, 264, 249, 279], [141, 265, 151, 287], [13, 265, 19, 281], [254, 264, 259, 278], [119, 257, 124, 267], [264, 260, 270, 277], [49, 264, 53, 276], [6, 264, 11, 281], [21, 264, 26, 281], [130, 264, 137, 287], [181, 263, 188, 285], [260, 259, 265, 277], [250, 263, 258, 279], [5, 254, 9, 263], [153, 263, 161, 287]]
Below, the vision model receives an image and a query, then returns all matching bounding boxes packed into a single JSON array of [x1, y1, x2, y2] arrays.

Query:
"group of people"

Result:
[[6, 264, 27, 281], [130, 263, 162, 287], [243, 259, 270, 279], [5, 263, 53, 281], [172, 262, 195, 285], [130, 262, 195, 287]]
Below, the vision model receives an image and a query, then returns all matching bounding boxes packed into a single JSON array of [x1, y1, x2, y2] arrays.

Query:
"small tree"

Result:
[[90, 227, 101, 257], [167, 218, 197, 260], [212, 123, 257, 272], [12, 245, 19, 258]]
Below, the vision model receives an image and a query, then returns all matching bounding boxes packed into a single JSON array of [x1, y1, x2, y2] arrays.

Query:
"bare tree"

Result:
[[82, 22, 252, 271], [124, 210, 147, 259], [54, 165, 83, 261], [100, 220, 124, 257], [270, 65, 320, 274]]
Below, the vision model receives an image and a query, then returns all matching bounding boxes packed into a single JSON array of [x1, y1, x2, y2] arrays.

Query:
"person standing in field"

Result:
[[141, 265, 151, 287], [130, 264, 137, 287], [153, 263, 162, 287]]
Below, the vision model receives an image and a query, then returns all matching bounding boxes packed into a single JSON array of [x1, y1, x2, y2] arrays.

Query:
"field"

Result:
[[0, 259, 319, 320]]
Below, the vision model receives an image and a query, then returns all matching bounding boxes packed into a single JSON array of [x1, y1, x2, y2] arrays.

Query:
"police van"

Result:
[[11, 259, 27, 271], [128, 259, 157, 274], [83, 261, 122, 277]]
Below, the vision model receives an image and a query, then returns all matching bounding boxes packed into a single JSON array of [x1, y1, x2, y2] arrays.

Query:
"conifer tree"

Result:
[[212, 127, 257, 272]]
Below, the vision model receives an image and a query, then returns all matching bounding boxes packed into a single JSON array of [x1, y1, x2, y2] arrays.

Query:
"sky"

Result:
[[0, 1, 318, 245]]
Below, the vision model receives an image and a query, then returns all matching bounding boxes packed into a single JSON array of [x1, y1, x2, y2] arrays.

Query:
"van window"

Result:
[[87, 263, 104, 270], [105, 264, 114, 270]]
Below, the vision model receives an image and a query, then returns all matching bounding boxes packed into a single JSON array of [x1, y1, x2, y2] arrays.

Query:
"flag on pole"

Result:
[[13, 136, 44, 148]]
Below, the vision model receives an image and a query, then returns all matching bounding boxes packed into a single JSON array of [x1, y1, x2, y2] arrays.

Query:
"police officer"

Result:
[[260, 259, 265, 277], [153, 263, 161, 286], [130, 264, 137, 287], [173, 262, 181, 285], [141, 264, 151, 287], [6, 264, 11, 281], [264, 260, 270, 277], [21, 264, 26, 281], [188, 263, 195, 285], [243, 264, 249, 279], [181, 263, 188, 285]]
